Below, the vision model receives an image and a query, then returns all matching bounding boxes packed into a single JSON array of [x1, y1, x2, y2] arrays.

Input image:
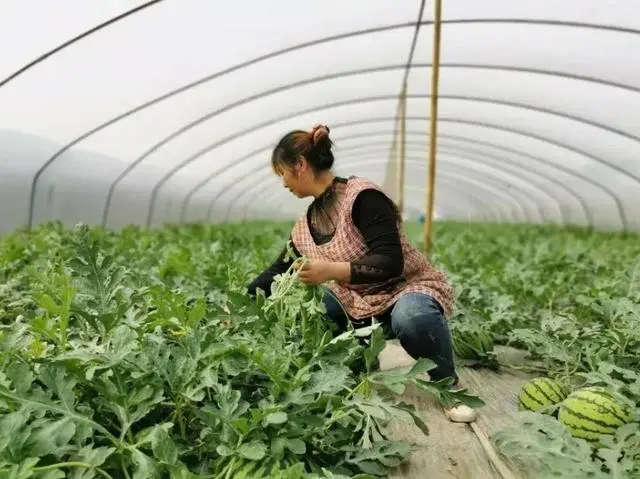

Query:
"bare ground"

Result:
[[378, 343, 534, 479]]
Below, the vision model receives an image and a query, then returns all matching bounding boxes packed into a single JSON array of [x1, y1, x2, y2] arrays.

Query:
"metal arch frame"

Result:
[[286, 148, 553, 222], [238, 158, 532, 223], [200, 132, 598, 227], [402, 0, 426, 87], [268, 183, 501, 223], [266, 196, 497, 224], [266, 180, 509, 225], [249, 165, 525, 224], [264, 186, 491, 222], [0, 1, 164, 88], [29, 19, 423, 228], [264, 190, 491, 224], [178, 73, 628, 225], [144, 88, 640, 228], [323, 143, 587, 225], [211, 146, 537, 226], [231, 162, 524, 224], [105, 63, 403, 224], [143, 92, 640, 228], [264, 197, 495, 223], [128, 66, 640, 225], [236, 154, 542, 224], [168, 63, 640, 225], [318, 136, 601, 225], [269, 183, 502, 224], [22, 19, 640, 228], [201, 123, 625, 229], [322, 148, 563, 223], [389, 0, 426, 165], [104, 0, 425, 228], [351, 155, 546, 221]]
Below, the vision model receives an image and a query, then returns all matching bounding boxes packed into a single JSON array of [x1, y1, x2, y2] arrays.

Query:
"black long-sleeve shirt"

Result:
[[246, 177, 404, 297]]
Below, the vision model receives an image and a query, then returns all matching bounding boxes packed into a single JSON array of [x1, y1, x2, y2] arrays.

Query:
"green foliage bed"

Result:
[[416, 222, 640, 478], [0, 220, 638, 478]]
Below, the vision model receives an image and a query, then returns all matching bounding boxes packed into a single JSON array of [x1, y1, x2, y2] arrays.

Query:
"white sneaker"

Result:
[[443, 403, 477, 423], [442, 380, 478, 423]]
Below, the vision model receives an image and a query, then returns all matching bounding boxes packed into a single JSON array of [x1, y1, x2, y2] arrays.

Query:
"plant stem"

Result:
[[223, 458, 236, 479], [501, 363, 548, 374], [121, 456, 132, 479], [0, 462, 115, 479]]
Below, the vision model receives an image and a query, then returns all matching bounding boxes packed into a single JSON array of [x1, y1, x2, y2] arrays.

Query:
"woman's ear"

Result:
[[294, 156, 307, 174]]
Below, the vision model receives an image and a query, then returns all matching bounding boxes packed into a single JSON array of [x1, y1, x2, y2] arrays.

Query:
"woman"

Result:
[[247, 124, 476, 423]]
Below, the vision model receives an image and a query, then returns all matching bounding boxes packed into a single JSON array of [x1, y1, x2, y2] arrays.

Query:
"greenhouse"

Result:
[[0, 1, 638, 478]]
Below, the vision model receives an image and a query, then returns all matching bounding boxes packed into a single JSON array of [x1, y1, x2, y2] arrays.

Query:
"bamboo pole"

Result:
[[382, 136, 397, 198], [397, 82, 408, 215], [382, 100, 402, 200], [424, 0, 443, 255]]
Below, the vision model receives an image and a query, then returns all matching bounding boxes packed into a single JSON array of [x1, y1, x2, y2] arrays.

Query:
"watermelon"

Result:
[[518, 377, 568, 412], [452, 327, 494, 360], [558, 386, 633, 442]]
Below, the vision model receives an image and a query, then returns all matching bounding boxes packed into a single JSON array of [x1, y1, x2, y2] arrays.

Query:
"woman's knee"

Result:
[[390, 293, 455, 379], [390, 293, 446, 335]]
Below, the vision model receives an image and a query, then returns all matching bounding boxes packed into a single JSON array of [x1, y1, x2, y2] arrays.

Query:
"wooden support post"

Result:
[[424, 0, 442, 255], [388, 122, 398, 198], [383, 101, 401, 201], [397, 82, 408, 215]]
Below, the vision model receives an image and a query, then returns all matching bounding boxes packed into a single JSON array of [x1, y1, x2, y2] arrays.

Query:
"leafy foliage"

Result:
[[2, 220, 639, 477], [0, 221, 479, 479], [408, 222, 640, 478]]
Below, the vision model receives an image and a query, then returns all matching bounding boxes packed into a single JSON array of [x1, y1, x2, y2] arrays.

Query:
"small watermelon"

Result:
[[452, 328, 494, 360], [518, 377, 568, 412], [452, 332, 475, 359], [472, 329, 494, 352], [558, 386, 633, 442]]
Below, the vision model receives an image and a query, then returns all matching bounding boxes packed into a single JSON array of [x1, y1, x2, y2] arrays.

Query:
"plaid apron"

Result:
[[291, 177, 454, 321]]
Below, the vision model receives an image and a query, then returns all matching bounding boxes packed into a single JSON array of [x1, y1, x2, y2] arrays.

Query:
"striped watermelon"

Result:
[[518, 377, 568, 412], [558, 386, 633, 442], [452, 328, 494, 360]]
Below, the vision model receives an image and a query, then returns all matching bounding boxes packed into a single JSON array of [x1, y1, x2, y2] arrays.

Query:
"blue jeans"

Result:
[[322, 291, 458, 383]]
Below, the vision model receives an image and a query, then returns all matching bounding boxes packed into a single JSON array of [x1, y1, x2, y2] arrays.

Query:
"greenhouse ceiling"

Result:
[[0, 0, 638, 234]]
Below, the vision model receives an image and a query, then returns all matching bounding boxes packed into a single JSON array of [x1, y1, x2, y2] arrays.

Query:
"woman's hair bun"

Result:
[[310, 124, 334, 169], [311, 124, 331, 145]]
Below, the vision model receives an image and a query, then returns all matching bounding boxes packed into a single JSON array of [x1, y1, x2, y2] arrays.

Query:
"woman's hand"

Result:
[[297, 260, 350, 285]]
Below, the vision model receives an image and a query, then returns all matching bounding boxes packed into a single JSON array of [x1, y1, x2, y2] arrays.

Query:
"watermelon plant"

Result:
[[0, 221, 480, 479], [417, 222, 640, 478], [450, 319, 500, 371], [0, 219, 638, 478]]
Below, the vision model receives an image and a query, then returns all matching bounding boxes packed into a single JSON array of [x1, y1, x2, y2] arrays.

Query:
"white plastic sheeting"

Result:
[[0, 0, 639, 234]]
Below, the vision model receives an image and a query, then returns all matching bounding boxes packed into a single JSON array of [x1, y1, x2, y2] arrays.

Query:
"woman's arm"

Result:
[[349, 189, 404, 283], [246, 239, 299, 297], [298, 190, 403, 286]]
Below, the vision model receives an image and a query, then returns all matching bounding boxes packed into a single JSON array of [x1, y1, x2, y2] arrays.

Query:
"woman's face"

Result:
[[275, 158, 312, 198]]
